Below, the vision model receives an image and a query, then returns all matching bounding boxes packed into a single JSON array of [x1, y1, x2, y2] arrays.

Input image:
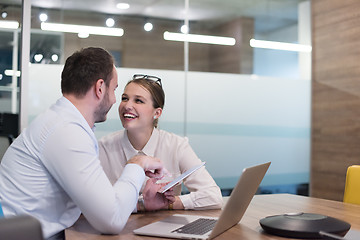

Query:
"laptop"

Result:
[[133, 161, 271, 240]]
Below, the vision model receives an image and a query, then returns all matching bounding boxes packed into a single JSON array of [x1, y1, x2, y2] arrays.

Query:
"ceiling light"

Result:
[[144, 22, 153, 32], [1, 11, 7, 19], [180, 24, 188, 34], [0, 73, 3, 80], [39, 13, 48, 22], [78, 32, 89, 38], [34, 54, 43, 62], [116, 3, 130, 9], [250, 39, 312, 52], [41, 22, 124, 37], [51, 54, 59, 62], [163, 31, 236, 46], [0, 20, 19, 29], [106, 18, 115, 27], [4, 70, 21, 77]]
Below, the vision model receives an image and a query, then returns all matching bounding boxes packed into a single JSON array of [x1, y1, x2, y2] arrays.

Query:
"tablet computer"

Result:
[[159, 162, 206, 193]]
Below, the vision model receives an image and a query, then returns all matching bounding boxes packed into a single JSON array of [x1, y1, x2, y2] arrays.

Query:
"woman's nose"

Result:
[[123, 101, 133, 110]]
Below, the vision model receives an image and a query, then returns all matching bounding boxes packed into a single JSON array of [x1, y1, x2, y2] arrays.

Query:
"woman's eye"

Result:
[[121, 97, 128, 101], [135, 99, 144, 104]]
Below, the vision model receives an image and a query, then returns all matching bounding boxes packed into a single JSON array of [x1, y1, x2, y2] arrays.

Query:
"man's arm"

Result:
[[127, 155, 167, 179], [42, 123, 163, 234]]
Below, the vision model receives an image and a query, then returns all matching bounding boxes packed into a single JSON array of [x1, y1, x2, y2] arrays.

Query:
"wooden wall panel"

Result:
[[311, 0, 360, 201], [209, 17, 254, 74], [121, 19, 184, 70]]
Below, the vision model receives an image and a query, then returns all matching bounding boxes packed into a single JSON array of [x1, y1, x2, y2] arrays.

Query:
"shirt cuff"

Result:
[[179, 194, 194, 210]]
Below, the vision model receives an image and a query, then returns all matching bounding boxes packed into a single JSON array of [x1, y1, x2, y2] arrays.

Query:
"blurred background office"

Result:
[[0, 0, 312, 196]]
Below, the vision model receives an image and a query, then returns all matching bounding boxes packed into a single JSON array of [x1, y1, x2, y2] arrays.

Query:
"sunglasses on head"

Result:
[[133, 74, 162, 87]]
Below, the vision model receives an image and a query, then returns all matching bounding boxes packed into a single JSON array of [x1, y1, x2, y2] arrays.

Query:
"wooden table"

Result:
[[65, 194, 360, 239]]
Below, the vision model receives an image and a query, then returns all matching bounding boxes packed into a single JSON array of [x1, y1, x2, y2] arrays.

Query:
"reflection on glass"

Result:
[[1, 0, 311, 194]]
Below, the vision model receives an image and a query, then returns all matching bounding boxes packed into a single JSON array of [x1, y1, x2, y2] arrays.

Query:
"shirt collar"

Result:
[[56, 96, 98, 153], [142, 128, 159, 156], [59, 96, 96, 132], [123, 128, 159, 161]]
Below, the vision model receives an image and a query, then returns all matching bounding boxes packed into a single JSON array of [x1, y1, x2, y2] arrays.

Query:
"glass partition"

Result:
[[1, 0, 311, 195], [0, 4, 21, 114]]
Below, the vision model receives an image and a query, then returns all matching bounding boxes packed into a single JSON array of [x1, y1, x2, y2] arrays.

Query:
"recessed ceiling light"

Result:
[[1, 11, 7, 19], [144, 22, 153, 32], [34, 54, 43, 62], [51, 54, 59, 62], [78, 32, 89, 38], [180, 24, 188, 34], [39, 13, 48, 22], [116, 3, 130, 10], [106, 18, 115, 27]]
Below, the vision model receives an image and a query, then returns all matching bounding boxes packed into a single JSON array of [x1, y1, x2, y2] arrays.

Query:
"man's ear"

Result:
[[95, 79, 105, 99]]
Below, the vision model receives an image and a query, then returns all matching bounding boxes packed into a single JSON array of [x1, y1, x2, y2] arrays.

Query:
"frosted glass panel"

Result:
[[28, 65, 310, 190]]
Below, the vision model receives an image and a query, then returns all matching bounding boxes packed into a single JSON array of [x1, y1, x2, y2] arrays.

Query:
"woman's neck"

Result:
[[127, 127, 154, 151]]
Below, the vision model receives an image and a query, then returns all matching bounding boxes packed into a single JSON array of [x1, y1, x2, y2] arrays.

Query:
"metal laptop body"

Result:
[[133, 162, 271, 240]]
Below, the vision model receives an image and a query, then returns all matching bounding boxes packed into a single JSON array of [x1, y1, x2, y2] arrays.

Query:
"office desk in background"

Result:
[[65, 194, 360, 240]]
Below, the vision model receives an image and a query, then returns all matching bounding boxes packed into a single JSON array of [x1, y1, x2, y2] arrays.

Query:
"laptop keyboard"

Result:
[[172, 218, 217, 235]]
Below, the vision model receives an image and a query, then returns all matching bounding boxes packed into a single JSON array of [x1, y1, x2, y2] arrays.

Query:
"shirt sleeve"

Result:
[[98, 133, 127, 186], [173, 136, 223, 210], [42, 122, 145, 234]]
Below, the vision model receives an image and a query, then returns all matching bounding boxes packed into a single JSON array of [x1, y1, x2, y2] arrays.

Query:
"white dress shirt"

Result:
[[0, 97, 145, 239], [99, 128, 223, 210]]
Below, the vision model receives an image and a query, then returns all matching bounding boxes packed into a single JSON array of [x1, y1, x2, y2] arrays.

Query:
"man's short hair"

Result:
[[61, 47, 114, 97]]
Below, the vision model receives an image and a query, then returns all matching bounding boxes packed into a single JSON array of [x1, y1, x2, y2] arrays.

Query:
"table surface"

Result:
[[65, 194, 360, 239]]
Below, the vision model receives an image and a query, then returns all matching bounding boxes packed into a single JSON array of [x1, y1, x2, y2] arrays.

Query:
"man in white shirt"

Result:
[[0, 47, 169, 240]]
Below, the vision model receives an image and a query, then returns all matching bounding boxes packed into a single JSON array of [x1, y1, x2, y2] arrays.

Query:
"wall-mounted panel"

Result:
[[311, 0, 360, 201]]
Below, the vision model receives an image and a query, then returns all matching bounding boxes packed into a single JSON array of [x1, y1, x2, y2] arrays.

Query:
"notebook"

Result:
[[133, 161, 271, 240]]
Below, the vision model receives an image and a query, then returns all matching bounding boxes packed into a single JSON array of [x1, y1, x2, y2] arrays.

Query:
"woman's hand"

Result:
[[142, 178, 175, 211]]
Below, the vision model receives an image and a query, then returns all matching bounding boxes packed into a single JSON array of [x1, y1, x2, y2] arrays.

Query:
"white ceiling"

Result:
[[0, 0, 307, 34]]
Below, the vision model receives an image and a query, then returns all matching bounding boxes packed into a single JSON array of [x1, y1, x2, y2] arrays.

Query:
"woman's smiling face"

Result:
[[119, 82, 159, 131]]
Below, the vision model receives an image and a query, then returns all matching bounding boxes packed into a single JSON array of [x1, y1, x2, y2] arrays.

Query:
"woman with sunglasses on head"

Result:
[[98, 74, 222, 211]]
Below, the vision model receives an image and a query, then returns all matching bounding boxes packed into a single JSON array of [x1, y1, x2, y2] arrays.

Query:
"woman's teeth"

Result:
[[124, 113, 136, 119]]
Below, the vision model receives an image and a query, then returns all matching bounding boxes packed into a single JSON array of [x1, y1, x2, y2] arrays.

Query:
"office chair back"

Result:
[[0, 215, 44, 240], [343, 165, 360, 205], [0, 135, 11, 163], [0, 113, 19, 163]]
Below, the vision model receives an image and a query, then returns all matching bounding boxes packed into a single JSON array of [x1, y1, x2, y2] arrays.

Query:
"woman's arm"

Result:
[[170, 135, 223, 210]]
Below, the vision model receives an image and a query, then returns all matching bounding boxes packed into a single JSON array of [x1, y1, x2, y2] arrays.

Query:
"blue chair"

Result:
[[0, 202, 4, 217]]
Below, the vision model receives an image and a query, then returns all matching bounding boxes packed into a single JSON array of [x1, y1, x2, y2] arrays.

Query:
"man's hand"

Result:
[[127, 155, 167, 179], [142, 178, 175, 211]]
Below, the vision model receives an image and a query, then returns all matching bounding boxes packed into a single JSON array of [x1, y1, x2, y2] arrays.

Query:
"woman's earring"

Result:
[[153, 116, 157, 119]]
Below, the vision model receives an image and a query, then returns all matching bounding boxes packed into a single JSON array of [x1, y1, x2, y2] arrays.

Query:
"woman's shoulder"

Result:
[[98, 130, 125, 147], [157, 129, 190, 145]]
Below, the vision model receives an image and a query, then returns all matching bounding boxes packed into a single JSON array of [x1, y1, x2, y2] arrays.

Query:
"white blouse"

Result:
[[98, 128, 223, 210]]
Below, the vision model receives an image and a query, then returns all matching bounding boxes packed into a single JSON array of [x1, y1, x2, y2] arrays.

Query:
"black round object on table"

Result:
[[259, 212, 351, 239]]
